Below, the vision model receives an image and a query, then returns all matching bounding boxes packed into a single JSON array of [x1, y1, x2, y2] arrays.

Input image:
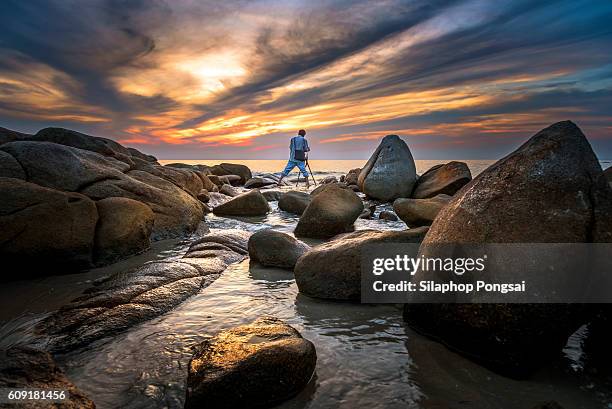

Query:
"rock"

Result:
[[1, 141, 129, 192], [295, 228, 428, 300], [295, 184, 363, 238], [378, 210, 398, 221], [358, 135, 417, 201], [185, 317, 316, 409], [393, 194, 451, 227], [213, 189, 270, 216], [207, 192, 231, 208], [321, 175, 338, 184], [218, 163, 253, 185], [359, 209, 372, 219], [411, 161, 472, 199], [345, 168, 361, 186], [248, 229, 310, 269], [0, 150, 25, 179], [0, 346, 94, 409], [220, 184, 240, 197], [38, 230, 251, 352], [404, 121, 612, 377], [31, 127, 135, 166], [348, 184, 360, 192], [197, 189, 210, 203], [604, 166, 612, 187], [156, 165, 203, 196], [0, 177, 98, 273], [93, 197, 154, 265], [0, 126, 30, 145], [244, 177, 277, 189], [210, 163, 252, 185], [127, 147, 157, 163], [199, 174, 217, 192], [83, 170, 204, 240], [262, 190, 282, 201], [278, 191, 312, 215]]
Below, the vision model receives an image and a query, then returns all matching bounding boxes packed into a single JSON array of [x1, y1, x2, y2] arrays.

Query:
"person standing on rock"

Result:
[[277, 129, 310, 187]]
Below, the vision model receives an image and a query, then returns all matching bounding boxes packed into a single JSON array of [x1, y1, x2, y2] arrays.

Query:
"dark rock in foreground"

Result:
[[278, 191, 312, 215], [262, 190, 282, 201], [295, 184, 363, 238], [37, 230, 251, 353], [393, 194, 451, 227], [404, 121, 612, 377], [248, 229, 310, 269], [411, 161, 471, 199], [212, 189, 270, 216], [295, 227, 428, 300], [0, 346, 94, 409], [358, 135, 417, 201], [244, 177, 277, 189], [185, 317, 316, 409]]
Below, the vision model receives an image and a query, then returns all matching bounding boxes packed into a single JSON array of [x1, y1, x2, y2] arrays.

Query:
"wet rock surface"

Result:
[[393, 194, 451, 227], [185, 317, 316, 409], [411, 161, 472, 199], [212, 189, 270, 216], [404, 121, 612, 377], [37, 230, 251, 353], [358, 135, 417, 201], [0, 346, 95, 409], [248, 229, 310, 269], [295, 184, 363, 238], [295, 227, 428, 300]]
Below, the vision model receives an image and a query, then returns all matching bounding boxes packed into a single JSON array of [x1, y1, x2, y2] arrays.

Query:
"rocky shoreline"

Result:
[[1, 121, 611, 408]]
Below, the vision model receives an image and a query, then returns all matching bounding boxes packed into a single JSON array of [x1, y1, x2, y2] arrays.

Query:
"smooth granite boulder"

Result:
[[393, 194, 451, 227], [0, 177, 98, 273], [295, 184, 363, 238], [185, 317, 316, 409], [0, 347, 94, 409], [0, 150, 25, 179], [93, 197, 154, 265], [244, 177, 277, 189], [404, 121, 612, 377], [209, 163, 252, 185], [295, 227, 428, 300], [278, 191, 312, 215], [262, 190, 282, 201], [213, 189, 270, 216], [411, 161, 472, 199], [358, 135, 417, 201], [248, 229, 310, 269]]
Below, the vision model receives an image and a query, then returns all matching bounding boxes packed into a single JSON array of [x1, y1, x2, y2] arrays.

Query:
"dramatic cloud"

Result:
[[0, 0, 611, 159]]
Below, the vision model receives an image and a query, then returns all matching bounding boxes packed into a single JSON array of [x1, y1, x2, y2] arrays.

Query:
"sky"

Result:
[[0, 0, 611, 160]]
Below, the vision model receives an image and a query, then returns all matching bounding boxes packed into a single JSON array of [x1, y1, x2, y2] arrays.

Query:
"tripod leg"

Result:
[[296, 172, 300, 187], [306, 161, 317, 186]]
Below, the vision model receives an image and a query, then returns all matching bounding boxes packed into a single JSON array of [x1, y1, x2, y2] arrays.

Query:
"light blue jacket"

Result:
[[289, 135, 310, 161]]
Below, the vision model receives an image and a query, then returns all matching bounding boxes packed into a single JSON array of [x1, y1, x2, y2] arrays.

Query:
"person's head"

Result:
[[298, 129, 306, 137]]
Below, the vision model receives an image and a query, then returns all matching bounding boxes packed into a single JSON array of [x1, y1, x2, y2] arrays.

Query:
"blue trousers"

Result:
[[281, 160, 308, 177]]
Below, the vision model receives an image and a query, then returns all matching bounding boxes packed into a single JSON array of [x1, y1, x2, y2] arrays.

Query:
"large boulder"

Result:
[[604, 166, 612, 188], [31, 127, 135, 166], [262, 190, 282, 201], [0, 177, 98, 273], [294, 184, 363, 238], [357, 135, 417, 201], [38, 230, 251, 352], [278, 191, 312, 215], [295, 227, 428, 300], [248, 229, 310, 269], [0, 141, 129, 192], [244, 177, 277, 189], [0, 126, 30, 145], [213, 189, 270, 216], [93, 197, 155, 265], [393, 194, 451, 227], [0, 347, 94, 409], [404, 121, 612, 377], [185, 317, 316, 409], [82, 170, 204, 240], [345, 168, 361, 186], [0, 150, 25, 179], [411, 161, 472, 199], [209, 163, 252, 184], [220, 184, 240, 197]]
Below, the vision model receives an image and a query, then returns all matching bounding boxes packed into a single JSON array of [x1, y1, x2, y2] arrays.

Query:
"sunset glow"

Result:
[[1, 0, 611, 159]]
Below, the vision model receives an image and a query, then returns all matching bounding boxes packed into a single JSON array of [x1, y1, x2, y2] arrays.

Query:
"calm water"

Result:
[[1, 161, 612, 409]]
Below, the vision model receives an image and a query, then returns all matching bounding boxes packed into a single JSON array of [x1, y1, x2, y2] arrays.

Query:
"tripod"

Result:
[[296, 157, 317, 187]]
